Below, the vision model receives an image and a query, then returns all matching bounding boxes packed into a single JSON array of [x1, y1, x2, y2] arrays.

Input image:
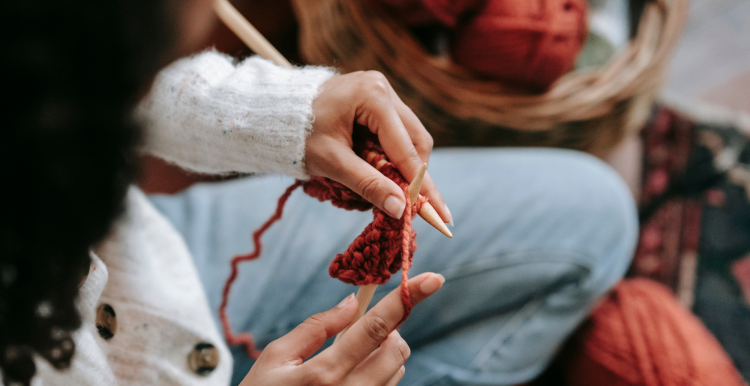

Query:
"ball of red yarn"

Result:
[[451, 0, 588, 91], [560, 278, 745, 386]]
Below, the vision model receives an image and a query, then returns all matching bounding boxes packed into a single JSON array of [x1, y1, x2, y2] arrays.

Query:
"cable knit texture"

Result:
[[135, 50, 336, 179]]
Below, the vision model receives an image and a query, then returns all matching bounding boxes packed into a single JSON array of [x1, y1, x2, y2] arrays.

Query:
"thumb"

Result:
[[264, 294, 358, 363], [330, 148, 407, 219]]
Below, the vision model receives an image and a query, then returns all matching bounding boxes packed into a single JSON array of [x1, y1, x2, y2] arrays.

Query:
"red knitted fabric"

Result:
[[452, 0, 588, 90], [561, 278, 745, 386], [327, 148, 426, 287], [219, 141, 427, 358]]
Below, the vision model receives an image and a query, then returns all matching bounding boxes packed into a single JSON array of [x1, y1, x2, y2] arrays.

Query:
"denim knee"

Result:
[[437, 151, 639, 383], [546, 151, 638, 300]]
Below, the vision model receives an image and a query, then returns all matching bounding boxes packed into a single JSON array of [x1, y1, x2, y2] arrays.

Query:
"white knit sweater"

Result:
[[137, 50, 335, 179], [29, 51, 336, 385]]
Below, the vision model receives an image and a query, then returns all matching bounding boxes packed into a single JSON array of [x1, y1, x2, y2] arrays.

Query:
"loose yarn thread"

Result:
[[219, 141, 427, 359]]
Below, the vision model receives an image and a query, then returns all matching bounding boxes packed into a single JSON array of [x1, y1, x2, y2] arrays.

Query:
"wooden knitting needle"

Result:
[[214, 0, 452, 238], [333, 162, 429, 342], [334, 284, 378, 342], [365, 152, 452, 239], [214, 0, 291, 67], [408, 163, 427, 205]]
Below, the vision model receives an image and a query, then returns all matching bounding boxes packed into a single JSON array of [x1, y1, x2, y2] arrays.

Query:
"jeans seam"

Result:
[[468, 298, 544, 371], [439, 250, 596, 287], [435, 250, 596, 376]]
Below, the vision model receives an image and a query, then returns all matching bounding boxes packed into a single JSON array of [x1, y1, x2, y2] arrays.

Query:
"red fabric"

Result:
[[452, 0, 588, 90], [562, 278, 745, 386], [219, 141, 426, 358], [326, 148, 426, 287]]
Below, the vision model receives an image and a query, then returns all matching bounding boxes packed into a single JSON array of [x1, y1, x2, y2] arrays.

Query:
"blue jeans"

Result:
[[149, 148, 638, 386]]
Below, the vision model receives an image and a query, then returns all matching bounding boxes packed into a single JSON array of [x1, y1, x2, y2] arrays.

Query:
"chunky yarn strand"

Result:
[[218, 180, 302, 359], [219, 141, 427, 357]]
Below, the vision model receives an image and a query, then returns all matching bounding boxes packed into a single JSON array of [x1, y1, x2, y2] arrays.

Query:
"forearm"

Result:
[[135, 50, 336, 179]]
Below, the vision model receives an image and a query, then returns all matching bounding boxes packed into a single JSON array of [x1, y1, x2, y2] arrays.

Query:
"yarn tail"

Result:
[[398, 190, 414, 326], [218, 180, 303, 359]]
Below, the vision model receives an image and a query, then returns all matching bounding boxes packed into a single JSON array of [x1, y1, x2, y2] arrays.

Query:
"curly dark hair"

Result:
[[0, 0, 176, 384]]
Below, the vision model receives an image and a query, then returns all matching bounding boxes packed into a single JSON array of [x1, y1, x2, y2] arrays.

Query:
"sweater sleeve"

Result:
[[134, 50, 336, 180]]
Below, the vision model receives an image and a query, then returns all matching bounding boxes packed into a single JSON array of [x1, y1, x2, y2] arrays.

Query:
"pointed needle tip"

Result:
[[418, 203, 452, 238]]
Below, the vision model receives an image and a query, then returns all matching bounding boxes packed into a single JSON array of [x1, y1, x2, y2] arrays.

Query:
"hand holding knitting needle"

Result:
[[215, 0, 452, 353], [333, 161, 444, 343], [307, 72, 452, 225], [213, 0, 453, 227], [239, 273, 444, 386]]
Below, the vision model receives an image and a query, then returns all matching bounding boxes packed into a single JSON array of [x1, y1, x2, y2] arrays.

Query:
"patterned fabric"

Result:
[[629, 106, 750, 381], [531, 106, 750, 386], [631, 108, 701, 299]]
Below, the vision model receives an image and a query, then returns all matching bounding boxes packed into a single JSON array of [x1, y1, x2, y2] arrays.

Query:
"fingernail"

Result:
[[420, 274, 445, 295], [444, 204, 454, 227], [337, 293, 355, 308], [384, 195, 405, 219]]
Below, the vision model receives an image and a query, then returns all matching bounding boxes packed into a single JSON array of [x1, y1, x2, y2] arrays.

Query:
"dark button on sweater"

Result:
[[188, 342, 220, 376], [95, 304, 117, 340]]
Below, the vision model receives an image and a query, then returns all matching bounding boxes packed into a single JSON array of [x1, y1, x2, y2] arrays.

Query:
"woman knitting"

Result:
[[1, 0, 636, 385]]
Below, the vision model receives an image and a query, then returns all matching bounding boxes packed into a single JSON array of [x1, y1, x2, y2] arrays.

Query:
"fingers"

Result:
[[353, 74, 424, 186], [358, 97, 421, 183], [344, 331, 409, 385], [263, 293, 358, 364], [312, 273, 444, 372], [357, 73, 451, 224], [386, 366, 406, 386], [390, 97, 432, 164], [307, 71, 452, 223], [326, 140, 408, 219], [386, 84, 451, 224]]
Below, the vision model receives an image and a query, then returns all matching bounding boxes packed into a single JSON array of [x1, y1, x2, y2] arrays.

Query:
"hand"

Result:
[[306, 71, 452, 223], [239, 272, 445, 386]]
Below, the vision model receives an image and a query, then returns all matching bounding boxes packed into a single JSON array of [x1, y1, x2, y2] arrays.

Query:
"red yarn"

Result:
[[451, 0, 588, 90], [365, 0, 587, 90], [560, 278, 745, 386], [219, 141, 426, 358], [327, 149, 426, 287], [218, 181, 301, 359]]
